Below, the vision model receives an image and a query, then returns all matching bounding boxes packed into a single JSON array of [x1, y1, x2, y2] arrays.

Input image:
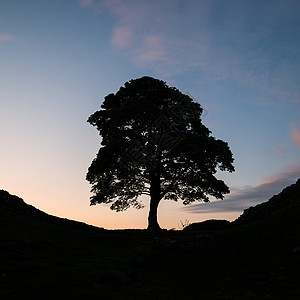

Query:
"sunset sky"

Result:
[[1, 0, 300, 229]]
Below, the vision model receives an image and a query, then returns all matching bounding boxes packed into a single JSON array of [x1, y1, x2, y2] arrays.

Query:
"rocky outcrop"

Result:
[[233, 178, 300, 225]]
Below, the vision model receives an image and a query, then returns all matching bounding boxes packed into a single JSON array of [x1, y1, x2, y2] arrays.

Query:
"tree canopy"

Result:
[[87, 76, 234, 230]]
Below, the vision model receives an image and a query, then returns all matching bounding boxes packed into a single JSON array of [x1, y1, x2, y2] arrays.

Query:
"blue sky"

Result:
[[1, 0, 300, 229]]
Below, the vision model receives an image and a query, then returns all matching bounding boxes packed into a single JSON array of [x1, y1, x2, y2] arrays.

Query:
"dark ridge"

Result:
[[0, 189, 104, 232], [233, 178, 300, 225], [184, 178, 300, 230], [184, 219, 231, 231], [1, 184, 300, 299]]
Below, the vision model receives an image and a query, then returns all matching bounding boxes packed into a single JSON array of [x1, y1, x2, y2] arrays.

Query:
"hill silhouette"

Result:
[[1, 181, 299, 299], [184, 178, 300, 231], [233, 178, 300, 225], [0, 189, 104, 232]]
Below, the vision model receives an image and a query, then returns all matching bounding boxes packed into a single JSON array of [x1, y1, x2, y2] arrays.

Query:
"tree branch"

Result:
[[160, 164, 190, 198]]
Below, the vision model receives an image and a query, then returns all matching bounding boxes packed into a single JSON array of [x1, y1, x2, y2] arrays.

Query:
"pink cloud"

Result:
[[78, 0, 103, 14], [271, 146, 286, 156], [0, 34, 13, 42], [78, 0, 94, 7], [111, 26, 133, 49], [104, 0, 133, 19], [135, 35, 167, 63], [260, 165, 300, 186], [292, 129, 300, 148], [103, 1, 168, 66], [79, 0, 199, 76], [77, 0, 300, 102]]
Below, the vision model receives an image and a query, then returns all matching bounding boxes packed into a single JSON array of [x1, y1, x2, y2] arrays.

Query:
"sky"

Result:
[[1, 0, 300, 229]]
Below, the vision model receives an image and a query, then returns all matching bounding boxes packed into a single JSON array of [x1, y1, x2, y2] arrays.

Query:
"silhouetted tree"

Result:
[[87, 77, 234, 231]]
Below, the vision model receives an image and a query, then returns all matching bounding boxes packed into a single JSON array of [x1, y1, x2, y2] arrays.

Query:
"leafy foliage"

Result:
[[87, 76, 234, 227]]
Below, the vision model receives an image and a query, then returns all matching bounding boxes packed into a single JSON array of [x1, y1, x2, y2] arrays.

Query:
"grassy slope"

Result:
[[1, 198, 299, 299]]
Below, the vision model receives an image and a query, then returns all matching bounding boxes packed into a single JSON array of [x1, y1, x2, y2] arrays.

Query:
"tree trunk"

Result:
[[147, 167, 162, 231], [147, 196, 161, 231]]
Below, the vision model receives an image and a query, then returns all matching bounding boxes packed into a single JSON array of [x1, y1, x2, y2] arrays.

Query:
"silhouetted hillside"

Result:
[[233, 178, 300, 225], [1, 185, 299, 299], [184, 178, 300, 231], [184, 219, 231, 231], [0, 189, 104, 232]]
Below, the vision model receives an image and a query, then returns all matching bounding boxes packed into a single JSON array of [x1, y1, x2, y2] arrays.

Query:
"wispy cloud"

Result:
[[111, 26, 133, 49], [78, 0, 103, 14], [0, 34, 13, 42], [271, 146, 287, 156], [292, 128, 300, 148], [79, 0, 300, 103], [182, 165, 300, 214], [104, 0, 169, 66], [133, 34, 167, 64], [78, 0, 94, 7], [99, 0, 212, 77]]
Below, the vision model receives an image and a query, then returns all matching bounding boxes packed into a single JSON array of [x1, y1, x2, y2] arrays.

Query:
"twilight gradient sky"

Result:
[[1, 0, 300, 229]]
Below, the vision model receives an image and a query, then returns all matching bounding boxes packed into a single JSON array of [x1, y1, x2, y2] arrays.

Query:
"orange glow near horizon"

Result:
[[1, 179, 240, 230]]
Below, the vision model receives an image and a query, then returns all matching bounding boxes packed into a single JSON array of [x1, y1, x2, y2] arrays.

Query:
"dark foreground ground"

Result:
[[1, 189, 299, 299]]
